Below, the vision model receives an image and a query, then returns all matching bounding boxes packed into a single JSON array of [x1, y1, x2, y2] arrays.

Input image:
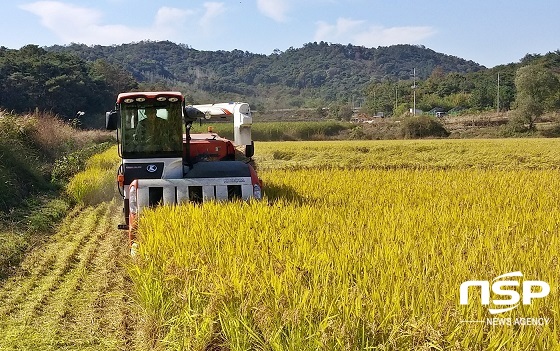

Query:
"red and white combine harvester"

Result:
[[106, 91, 262, 249]]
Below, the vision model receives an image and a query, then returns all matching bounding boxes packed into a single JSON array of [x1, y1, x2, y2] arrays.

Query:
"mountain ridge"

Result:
[[47, 40, 485, 106]]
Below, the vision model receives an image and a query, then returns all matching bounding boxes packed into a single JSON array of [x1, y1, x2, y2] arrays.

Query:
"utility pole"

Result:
[[373, 90, 376, 115], [395, 85, 398, 113], [412, 68, 417, 116], [496, 72, 500, 113]]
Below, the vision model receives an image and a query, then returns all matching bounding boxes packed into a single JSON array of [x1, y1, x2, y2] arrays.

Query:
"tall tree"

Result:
[[514, 64, 560, 129]]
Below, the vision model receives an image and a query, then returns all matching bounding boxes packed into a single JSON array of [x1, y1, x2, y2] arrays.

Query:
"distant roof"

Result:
[[428, 107, 446, 114]]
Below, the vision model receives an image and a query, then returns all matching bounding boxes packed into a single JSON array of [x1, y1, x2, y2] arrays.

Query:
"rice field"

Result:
[[66, 146, 120, 205], [130, 138, 560, 350], [191, 121, 352, 141]]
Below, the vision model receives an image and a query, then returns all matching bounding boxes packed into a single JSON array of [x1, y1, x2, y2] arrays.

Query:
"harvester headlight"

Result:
[[253, 184, 262, 200], [129, 185, 138, 214]]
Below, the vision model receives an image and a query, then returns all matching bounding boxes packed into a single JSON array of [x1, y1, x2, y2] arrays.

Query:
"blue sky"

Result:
[[1, 0, 559, 68]]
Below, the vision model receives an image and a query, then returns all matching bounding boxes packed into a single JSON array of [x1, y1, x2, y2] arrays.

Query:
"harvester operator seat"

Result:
[[134, 108, 178, 152]]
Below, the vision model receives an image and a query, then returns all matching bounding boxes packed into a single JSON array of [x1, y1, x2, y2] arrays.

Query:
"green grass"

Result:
[[0, 134, 131, 350], [0, 197, 70, 279], [0, 111, 115, 282], [0, 111, 113, 210], [0, 201, 137, 350], [0, 132, 50, 211]]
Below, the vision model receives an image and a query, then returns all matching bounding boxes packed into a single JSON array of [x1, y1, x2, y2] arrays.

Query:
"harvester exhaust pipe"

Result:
[[183, 106, 204, 175]]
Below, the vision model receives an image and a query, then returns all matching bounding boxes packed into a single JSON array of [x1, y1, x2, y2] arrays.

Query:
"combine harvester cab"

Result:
[[106, 92, 261, 249]]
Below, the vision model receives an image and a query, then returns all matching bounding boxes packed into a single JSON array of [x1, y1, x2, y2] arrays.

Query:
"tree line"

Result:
[[0, 45, 137, 127], [363, 51, 560, 120], [47, 41, 483, 111], [1, 42, 558, 128]]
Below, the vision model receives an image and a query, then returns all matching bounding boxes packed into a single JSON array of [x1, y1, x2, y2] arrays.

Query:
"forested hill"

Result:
[[47, 41, 483, 107]]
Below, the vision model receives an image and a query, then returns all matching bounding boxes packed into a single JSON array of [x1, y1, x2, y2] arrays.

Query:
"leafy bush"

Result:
[[540, 123, 560, 138], [348, 126, 367, 139], [51, 142, 112, 182], [401, 116, 450, 139]]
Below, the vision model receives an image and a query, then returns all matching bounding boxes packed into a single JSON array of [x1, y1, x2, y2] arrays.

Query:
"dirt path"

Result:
[[0, 200, 137, 350]]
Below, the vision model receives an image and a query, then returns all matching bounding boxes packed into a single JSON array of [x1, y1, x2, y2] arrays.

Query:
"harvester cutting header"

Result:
[[106, 91, 262, 247]]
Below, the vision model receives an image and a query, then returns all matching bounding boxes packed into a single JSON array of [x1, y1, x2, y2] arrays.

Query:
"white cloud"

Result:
[[20, 1, 103, 41], [19, 1, 223, 46], [315, 17, 436, 47], [200, 2, 227, 29], [315, 18, 365, 40], [155, 7, 192, 30], [354, 25, 437, 47], [257, 0, 291, 22]]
